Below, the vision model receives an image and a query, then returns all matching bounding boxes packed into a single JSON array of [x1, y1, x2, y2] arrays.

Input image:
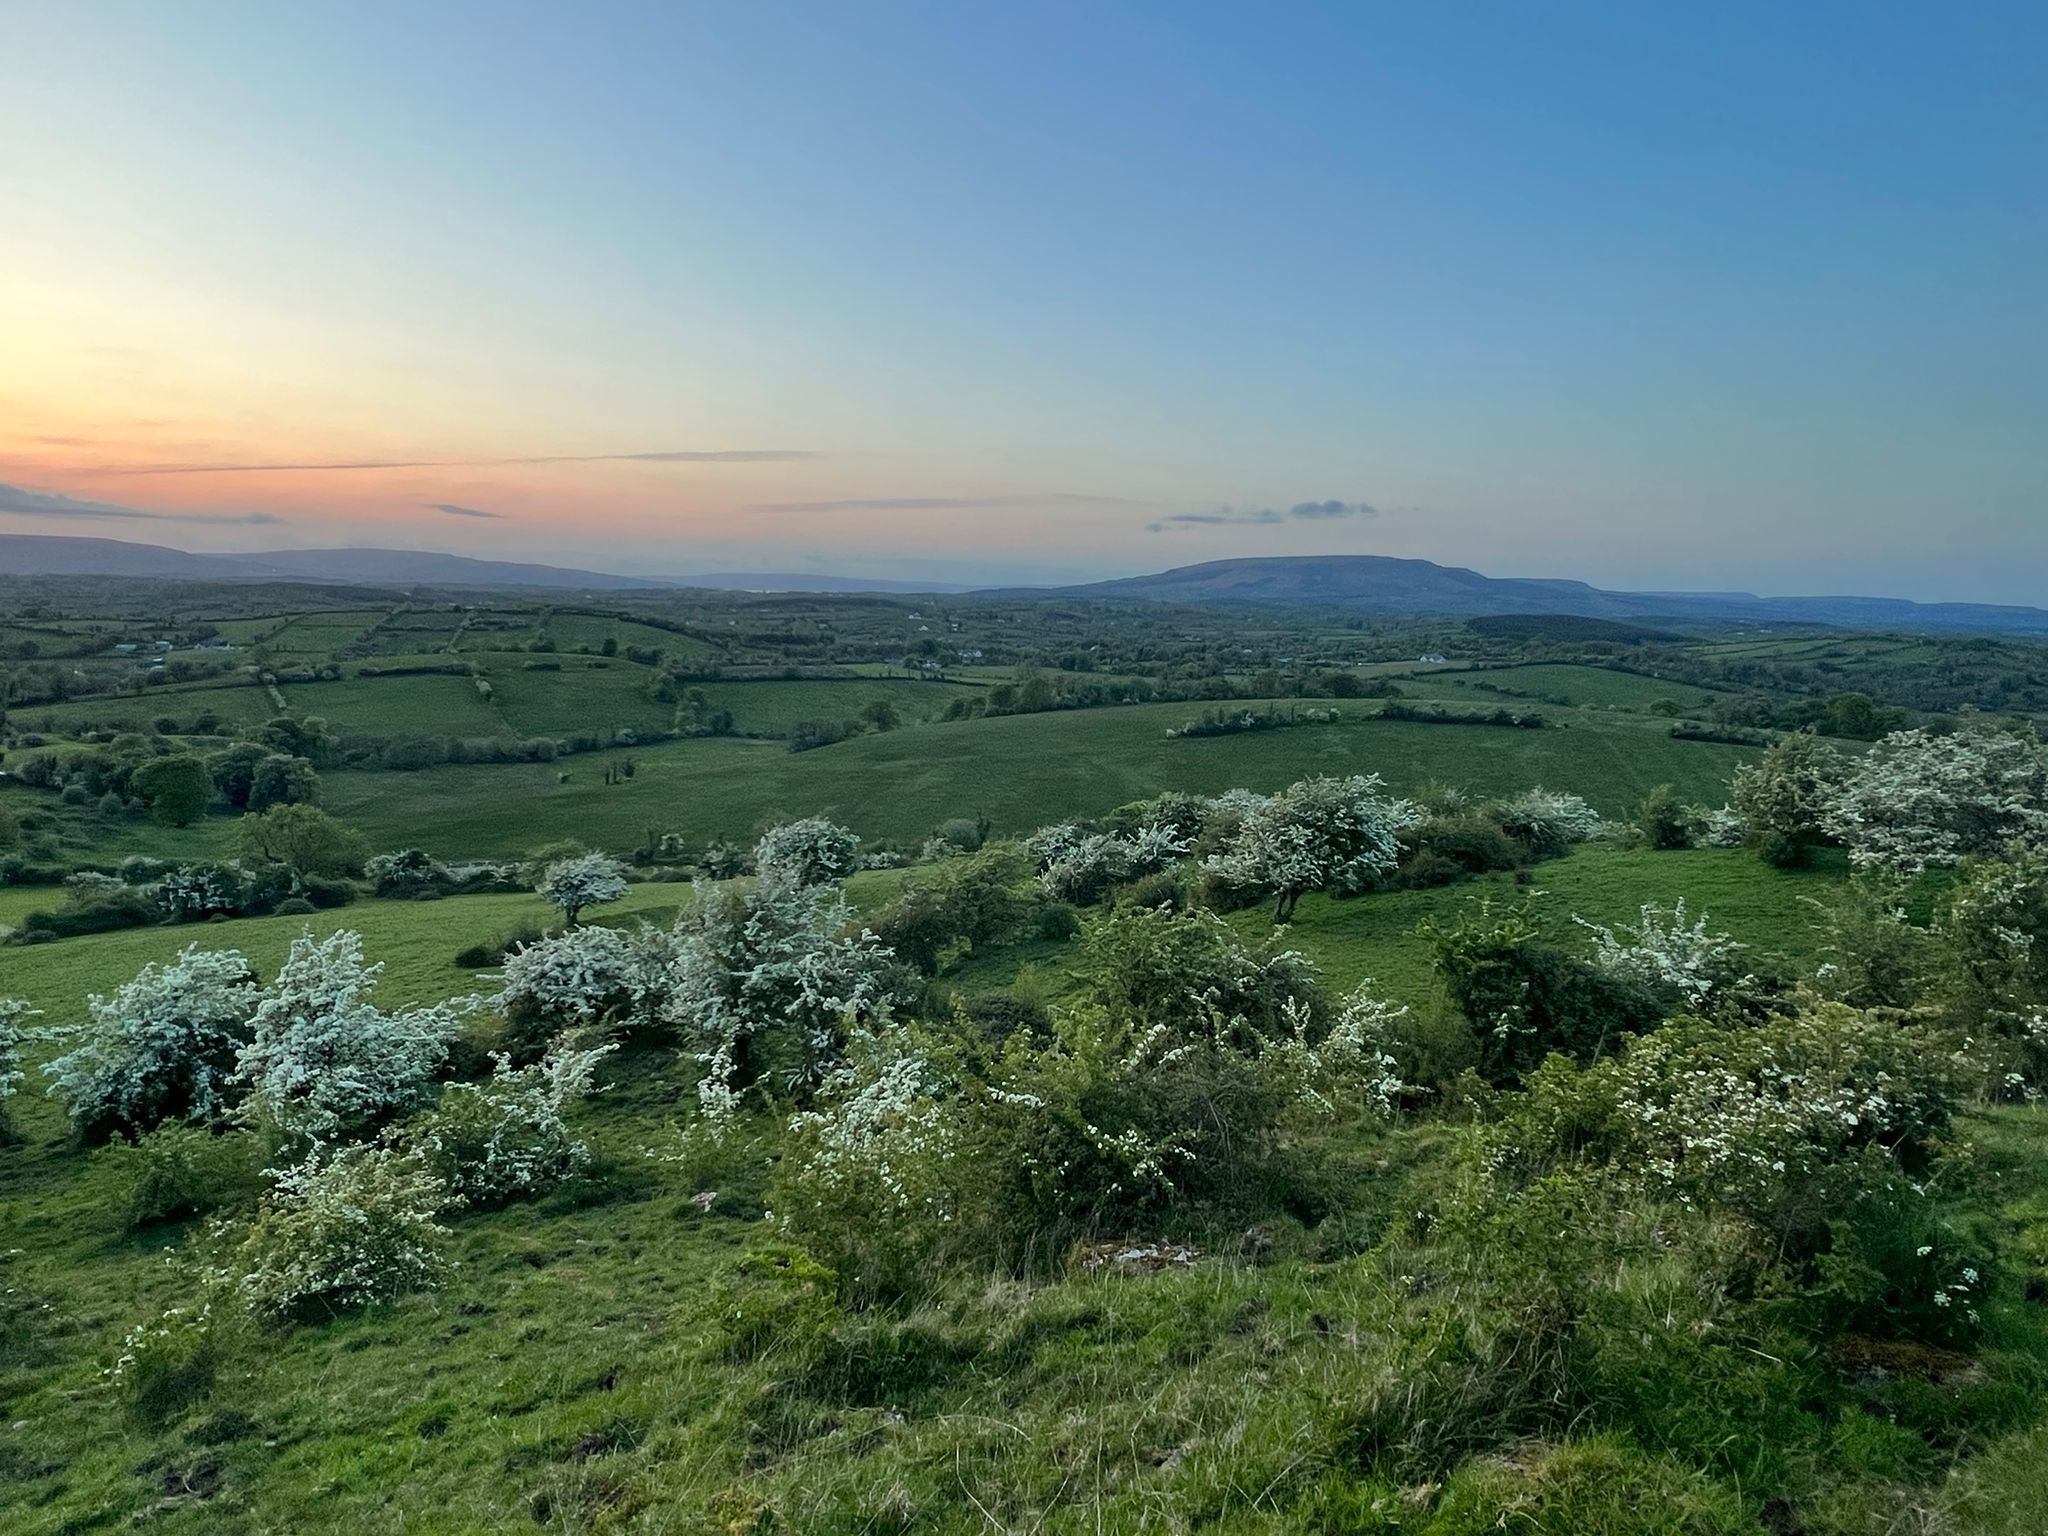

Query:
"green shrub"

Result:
[[1424, 900, 1664, 1085], [1635, 784, 1693, 850], [111, 1305, 222, 1425], [212, 1144, 456, 1322], [109, 1125, 260, 1228]]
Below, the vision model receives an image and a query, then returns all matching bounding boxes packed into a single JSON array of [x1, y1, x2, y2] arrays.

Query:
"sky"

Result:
[[1, 2, 2043, 599]]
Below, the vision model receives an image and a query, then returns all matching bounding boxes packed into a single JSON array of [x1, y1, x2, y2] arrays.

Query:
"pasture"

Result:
[[320, 701, 1754, 858]]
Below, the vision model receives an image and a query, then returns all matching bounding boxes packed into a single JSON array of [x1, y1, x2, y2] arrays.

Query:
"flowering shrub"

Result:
[[1691, 804, 1748, 848], [754, 818, 861, 890], [236, 930, 461, 1147], [364, 847, 453, 897], [0, 997, 32, 1107], [1425, 899, 1666, 1085], [770, 909, 1406, 1293], [415, 1040, 614, 1205], [493, 921, 668, 1060], [774, 1025, 964, 1297], [1731, 733, 1845, 866], [1825, 725, 2048, 874], [43, 945, 260, 1141], [154, 862, 247, 923], [0, 997, 34, 1142], [1203, 774, 1417, 920], [663, 878, 901, 1118], [1484, 1001, 1967, 1249], [1576, 900, 1747, 1009], [109, 1303, 220, 1422], [1027, 820, 1187, 907], [536, 852, 630, 923], [1079, 904, 1322, 1037], [1939, 845, 2048, 1094], [213, 1143, 456, 1321], [1492, 787, 1604, 860]]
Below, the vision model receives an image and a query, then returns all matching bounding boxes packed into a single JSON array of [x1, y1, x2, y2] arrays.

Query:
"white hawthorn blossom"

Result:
[[1576, 899, 1746, 1006], [1204, 774, 1419, 920], [1493, 787, 1605, 856], [236, 930, 461, 1146], [415, 1040, 615, 1205], [1028, 820, 1187, 906], [43, 945, 261, 1138], [753, 817, 861, 891], [536, 852, 631, 923], [1825, 725, 2048, 874], [214, 1142, 456, 1320], [661, 878, 899, 1119], [0, 998, 36, 1105], [494, 922, 669, 1041]]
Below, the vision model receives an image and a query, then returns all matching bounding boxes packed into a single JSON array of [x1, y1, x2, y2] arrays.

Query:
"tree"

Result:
[[248, 754, 319, 811], [131, 754, 214, 827], [1204, 774, 1417, 921], [236, 929, 460, 1145], [0, 998, 36, 1141], [42, 945, 260, 1141], [537, 852, 630, 924], [1826, 725, 2048, 874], [1633, 785, 1692, 850], [1731, 733, 1846, 867], [258, 716, 337, 766], [237, 804, 369, 886], [663, 877, 901, 1115], [754, 818, 861, 891]]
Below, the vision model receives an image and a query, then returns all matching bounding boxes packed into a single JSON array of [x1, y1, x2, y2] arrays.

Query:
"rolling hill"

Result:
[[1057, 555, 2048, 633]]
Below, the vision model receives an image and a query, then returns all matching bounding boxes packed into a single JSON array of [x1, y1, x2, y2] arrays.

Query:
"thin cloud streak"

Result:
[[1146, 499, 1380, 532], [745, 492, 1144, 513], [427, 502, 504, 519], [94, 449, 828, 475], [0, 481, 284, 526]]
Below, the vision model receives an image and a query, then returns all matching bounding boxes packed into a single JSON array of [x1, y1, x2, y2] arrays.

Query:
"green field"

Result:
[[276, 674, 508, 741], [480, 659, 676, 740], [319, 701, 1754, 858], [15, 683, 276, 737], [1433, 662, 1727, 712], [688, 676, 985, 737]]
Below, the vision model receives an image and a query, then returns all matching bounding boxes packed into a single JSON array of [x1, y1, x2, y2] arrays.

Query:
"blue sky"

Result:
[[1, 2, 2042, 598]]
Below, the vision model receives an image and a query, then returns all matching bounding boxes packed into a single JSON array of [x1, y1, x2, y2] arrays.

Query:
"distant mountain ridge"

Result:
[[0, 535, 970, 595], [1, 536, 2042, 633], [1054, 556, 2048, 634]]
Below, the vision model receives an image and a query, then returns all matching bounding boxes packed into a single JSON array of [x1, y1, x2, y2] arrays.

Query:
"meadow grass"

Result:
[[1434, 662, 1728, 712], [275, 675, 508, 741], [318, 700, 1755, 859]]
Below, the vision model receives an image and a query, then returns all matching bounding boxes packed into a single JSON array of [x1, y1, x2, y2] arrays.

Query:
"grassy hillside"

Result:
[[320, 703, 1754, 859], [0, 846, 1837, 1030]]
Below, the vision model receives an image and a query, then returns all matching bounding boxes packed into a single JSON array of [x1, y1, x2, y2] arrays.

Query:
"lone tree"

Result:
[[753, 818, 861, 891], [538, 852, 630, 925], [238, 803, 370, 888], [131, 754, 214, 827], [1206, 774, 1417, 922]]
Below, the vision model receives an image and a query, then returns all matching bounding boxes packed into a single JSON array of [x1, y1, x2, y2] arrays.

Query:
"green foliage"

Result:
[[864, 844, 1038, 972], [107, 1125, 261, 1228], [130, 754, 213, 827], [1423, 899, 1665, 1085], [236, 802, 369, 882], [1635, 783, 1694, 849]]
